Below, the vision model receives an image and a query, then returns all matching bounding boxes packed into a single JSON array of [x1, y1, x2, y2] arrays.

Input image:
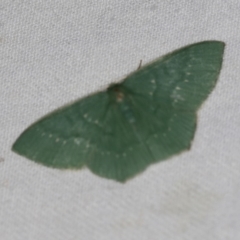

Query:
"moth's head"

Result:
[[107, 83, 126, 103]]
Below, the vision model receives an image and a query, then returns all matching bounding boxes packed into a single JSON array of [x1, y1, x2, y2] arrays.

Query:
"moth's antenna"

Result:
[[137, 60, 142, 70]]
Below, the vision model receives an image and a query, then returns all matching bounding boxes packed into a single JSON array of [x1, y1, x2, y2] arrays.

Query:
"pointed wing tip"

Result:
[[191, 40, 225, 51], [11, 136, 23, 151], [212, 40, 225, 50], [11, 142, 18, 153]]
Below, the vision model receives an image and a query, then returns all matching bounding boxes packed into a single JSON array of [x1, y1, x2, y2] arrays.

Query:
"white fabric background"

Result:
[[1, 1, 240, 239]]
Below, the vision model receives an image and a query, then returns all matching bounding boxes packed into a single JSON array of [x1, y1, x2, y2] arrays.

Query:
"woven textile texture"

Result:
[[1, 1, 240, 240]]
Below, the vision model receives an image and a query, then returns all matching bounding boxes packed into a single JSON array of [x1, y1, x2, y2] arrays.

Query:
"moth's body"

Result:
[[108, 84, 136, 124]]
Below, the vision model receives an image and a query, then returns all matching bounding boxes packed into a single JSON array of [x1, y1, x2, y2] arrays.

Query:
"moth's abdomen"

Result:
[[118, 100, 136, 124]]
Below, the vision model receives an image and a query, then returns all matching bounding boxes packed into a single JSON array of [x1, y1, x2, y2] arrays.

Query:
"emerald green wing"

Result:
[[122, 41, 225, 111], [126, 92, 196, 162], [12, 93, 109, 168]]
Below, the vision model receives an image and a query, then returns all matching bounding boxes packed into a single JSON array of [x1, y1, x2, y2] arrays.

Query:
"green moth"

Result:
[[12, 41, 225, 182]]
